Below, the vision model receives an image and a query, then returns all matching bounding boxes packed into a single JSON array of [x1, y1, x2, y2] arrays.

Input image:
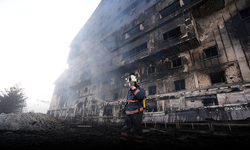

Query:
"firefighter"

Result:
[[118, 75, 146, 146]]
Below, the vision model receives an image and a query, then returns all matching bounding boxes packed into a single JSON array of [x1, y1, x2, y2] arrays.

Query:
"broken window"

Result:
[[239, 7, 250, 20], [159, 0, 192, 18], [148, 86, 156, 95], [163, 26, 181, 41], [210, 72, 226, 84], [172, 57, 182, 68], [113, 93, 118, 101], [174, 79, 185, 91], [123, 23, 145, 40], [148, 66, 155, 74], [123, 42, 147, 59], [204, 46, 219, 58]]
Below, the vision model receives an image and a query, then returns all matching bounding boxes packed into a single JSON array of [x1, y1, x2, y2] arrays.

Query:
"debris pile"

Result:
[[0, 124, 250, 150], [0, 113, 64, 131]]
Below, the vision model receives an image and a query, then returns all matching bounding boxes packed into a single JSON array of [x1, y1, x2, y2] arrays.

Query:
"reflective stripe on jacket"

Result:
[[125, 88, 145, 115]]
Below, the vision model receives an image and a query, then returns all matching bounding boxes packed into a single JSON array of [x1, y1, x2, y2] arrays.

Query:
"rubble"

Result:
[[0, 125, 249, 150], [0, 113, 64, 131], [0, 113, 249, 149]]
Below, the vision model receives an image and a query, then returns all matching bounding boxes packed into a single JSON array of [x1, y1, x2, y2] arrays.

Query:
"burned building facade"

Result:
[[48, 0, 250, 123]]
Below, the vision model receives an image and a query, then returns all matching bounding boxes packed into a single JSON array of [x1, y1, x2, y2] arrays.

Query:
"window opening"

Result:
[[172, 57, 182, 67], [163, 26, 181, 41], [148, 66, 155, 74], [84, 87, 88, 93], [113, 93, 118, 101], [123, 23, 145, 40], [123, 43, 147, 59], [204, 46, 219, 58], [159, 0, 192, 18], [203, 98, 218, 106], [174, 79, 185, 91], [239, 7, 250, 20], [210, 72, 226, 84], [148, 86, 156, 95]]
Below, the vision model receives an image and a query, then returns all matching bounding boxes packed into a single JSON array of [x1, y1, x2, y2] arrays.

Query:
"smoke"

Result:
[[54, 0, 161, 110]]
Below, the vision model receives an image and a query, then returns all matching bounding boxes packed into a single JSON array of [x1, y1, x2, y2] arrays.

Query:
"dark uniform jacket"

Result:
[[125, 87, 145, 115]]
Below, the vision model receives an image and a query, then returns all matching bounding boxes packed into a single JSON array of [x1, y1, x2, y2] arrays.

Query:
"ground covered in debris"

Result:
[[0, 113, 250, 150], [1, 124, 250, 150], [0, 113, 63, 131]]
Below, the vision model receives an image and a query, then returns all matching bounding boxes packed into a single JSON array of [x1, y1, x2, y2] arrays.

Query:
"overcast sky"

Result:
[[0, 0, 101, 113]]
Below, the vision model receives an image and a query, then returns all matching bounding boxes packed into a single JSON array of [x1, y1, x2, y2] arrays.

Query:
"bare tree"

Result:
[[0, 83, 28, 113]]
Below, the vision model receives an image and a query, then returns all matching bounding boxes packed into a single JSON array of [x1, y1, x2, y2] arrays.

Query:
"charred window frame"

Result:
[[148, 85, 157, 95], [123, 42, 147, 59], [209, 72, 226, 85], [122, 22, 145, 40], [174, 79, 185, 91], [203, 46, 219, 59], [163, 26, 181, 41], [148, 66, 156, 74], [172, 57, 182, 68], [239, 7, 250, 20], [159, 0, 192, 18]]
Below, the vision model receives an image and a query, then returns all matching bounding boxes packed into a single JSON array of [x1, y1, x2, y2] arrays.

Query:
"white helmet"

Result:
[[125, 75, 138, 87]]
